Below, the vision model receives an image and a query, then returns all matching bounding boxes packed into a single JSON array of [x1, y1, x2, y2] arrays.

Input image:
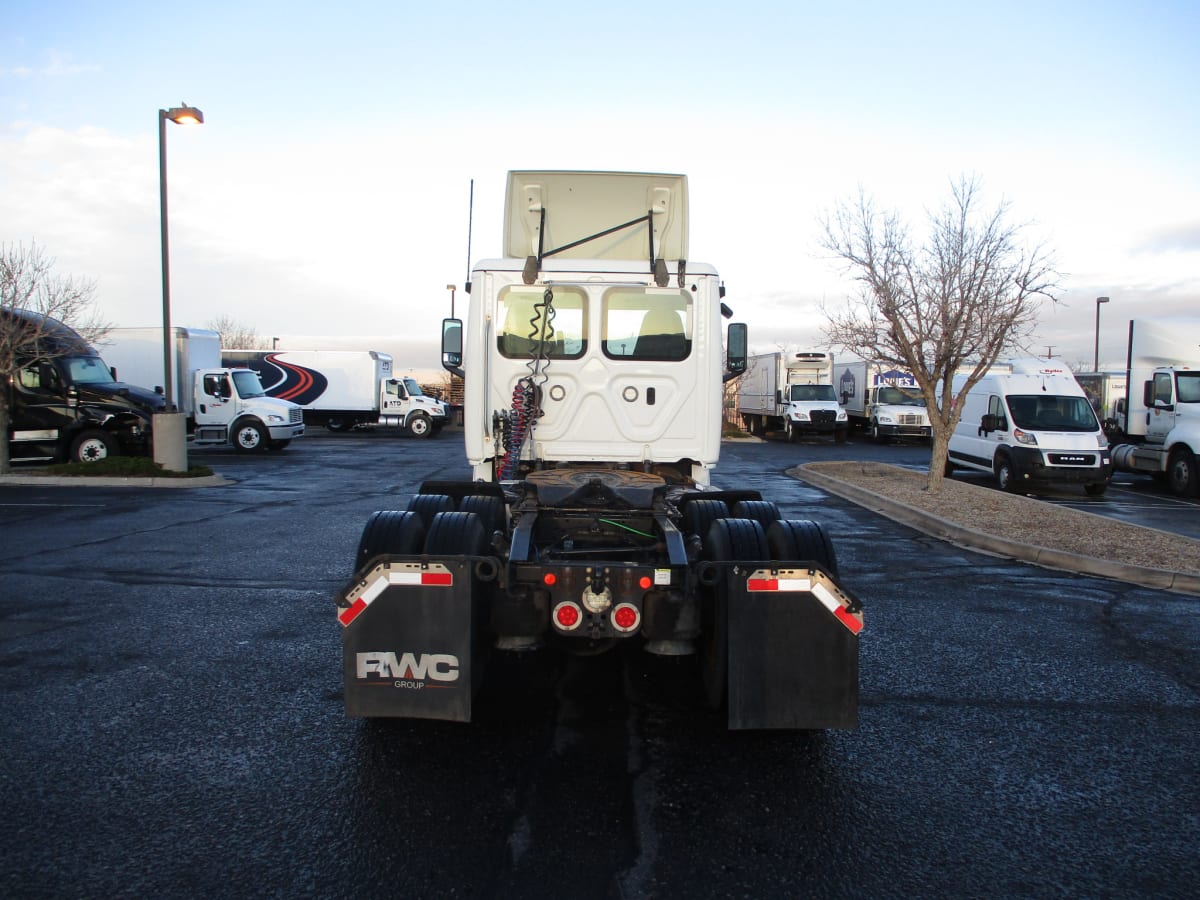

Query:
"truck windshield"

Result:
[[65, 356, 116, 385], [403, 378, 424, 396], [1005, 394, 1099, 431], [231, 370, 267, 398], [789, 384, 837, 402], [876, 386, 925, 405], [1177, 372, 1200, 403]]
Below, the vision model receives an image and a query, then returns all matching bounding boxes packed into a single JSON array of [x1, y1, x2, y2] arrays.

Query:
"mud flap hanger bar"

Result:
[[695, 559, 864, 617], [522, 206, 684, 288]]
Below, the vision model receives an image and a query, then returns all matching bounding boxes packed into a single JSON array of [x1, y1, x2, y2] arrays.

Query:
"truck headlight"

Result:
[[877, 414, 893, 424], [837, 410, 848, 421], [794, 411, 810, 422], [1013, 428, 1037, 446], [267, 414, 285, 424]]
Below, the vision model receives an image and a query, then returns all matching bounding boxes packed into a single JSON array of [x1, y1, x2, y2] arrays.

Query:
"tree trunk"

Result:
[[0, 396, 11, 475], [925, 425, 953, 494]]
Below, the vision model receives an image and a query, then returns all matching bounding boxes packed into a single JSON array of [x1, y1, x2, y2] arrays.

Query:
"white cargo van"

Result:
[[947, 358, 1112, 495]]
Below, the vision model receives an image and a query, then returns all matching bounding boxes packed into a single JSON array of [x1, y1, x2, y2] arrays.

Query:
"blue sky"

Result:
[[2, 1, 1198, 372]]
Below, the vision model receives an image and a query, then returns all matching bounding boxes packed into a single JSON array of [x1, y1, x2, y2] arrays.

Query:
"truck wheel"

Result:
[[326, 419, 349, 432], [731, 499, 781, 528], [870, 421, 885, 443], [700, 518, 769, 710], [69, 429, 119, 463], [405, 493, 455, 531], [458, 494, 506, 536], [786, 419, 798, 443], [424, 511, 488, 555], [1167, 448, 1199, 498], [994, 454, 1017, 492], [766, 519, 839, 577], [682, 498, 728, 540], [234, 420, 268, 452], [407, 412, 433, 438], [354, 510, 425, 575]]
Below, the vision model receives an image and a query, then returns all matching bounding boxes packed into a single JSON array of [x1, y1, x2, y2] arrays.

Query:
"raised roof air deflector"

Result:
[[504, 171, 689, 262]]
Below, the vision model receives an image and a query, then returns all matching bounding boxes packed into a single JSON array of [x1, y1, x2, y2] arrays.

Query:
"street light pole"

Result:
[[159, 103, 204, 412], [446, 284, 457, 319], [1094, 296, 1110, 371]]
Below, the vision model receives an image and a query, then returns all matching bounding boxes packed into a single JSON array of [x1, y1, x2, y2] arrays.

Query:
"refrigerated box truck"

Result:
[[737, 351, 848, 442]]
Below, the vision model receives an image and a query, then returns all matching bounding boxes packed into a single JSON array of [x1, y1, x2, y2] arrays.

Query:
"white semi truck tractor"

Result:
[[335, 171, 863, 730]]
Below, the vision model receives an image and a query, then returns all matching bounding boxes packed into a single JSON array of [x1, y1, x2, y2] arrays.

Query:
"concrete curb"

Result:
[[795, 465, 1200, 597], [0, 474, 233, 489]]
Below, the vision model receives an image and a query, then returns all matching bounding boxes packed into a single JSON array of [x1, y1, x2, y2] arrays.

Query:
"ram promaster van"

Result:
[[947, 358, 1112, 495]]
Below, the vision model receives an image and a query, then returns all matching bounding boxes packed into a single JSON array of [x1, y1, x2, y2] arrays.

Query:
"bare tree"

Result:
[[818, 177, 1060, 493], [0, 242, 109, 474], [208, 315, 271, 350]]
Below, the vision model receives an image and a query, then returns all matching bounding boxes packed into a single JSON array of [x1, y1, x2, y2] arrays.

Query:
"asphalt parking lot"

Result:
[[1, 430, 1197, 898]]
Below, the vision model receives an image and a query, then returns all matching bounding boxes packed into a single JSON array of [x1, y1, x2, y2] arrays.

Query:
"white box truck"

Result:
[[334, 171, 863, 730], [101, 327, 305, 452], [222, 349, 448, 438], [1108, 317, 1200, 497], [946, 357, 1112, 495], [833, 359, 932, 442], [737, 351, 848, 442]]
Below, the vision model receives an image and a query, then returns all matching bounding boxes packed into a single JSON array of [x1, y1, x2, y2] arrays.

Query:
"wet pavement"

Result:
[[1, 430, 1196, 898]]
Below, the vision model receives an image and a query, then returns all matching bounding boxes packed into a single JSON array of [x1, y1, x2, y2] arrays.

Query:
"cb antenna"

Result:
[[464, 178, 474, 289]]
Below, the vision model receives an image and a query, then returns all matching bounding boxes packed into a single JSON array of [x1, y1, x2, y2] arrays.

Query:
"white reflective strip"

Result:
[[361, 576, 390, 604], [811, 582, 841, 615], [775, 578, 812, 592], [388, 571, 424, 586]]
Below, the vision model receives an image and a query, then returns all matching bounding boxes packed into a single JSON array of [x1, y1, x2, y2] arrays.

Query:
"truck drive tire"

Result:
[[700, 518, 769, 710], [69, 429, 119, 463], [731, 500, 781, 528], [407, 412, 433, 438], [233, 419, 268, 453], [354, 510, 426, 576], [682, 498, 728, 541], [457, 494, 506, 536], [405, 493, 455, 531], [1167, 448, 1199, 498], [424, 511, 488, 556], [766, 519, 839, 577]]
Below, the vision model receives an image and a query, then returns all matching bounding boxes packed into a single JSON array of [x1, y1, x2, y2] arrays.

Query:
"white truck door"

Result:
[[195, 371, 235, 426]]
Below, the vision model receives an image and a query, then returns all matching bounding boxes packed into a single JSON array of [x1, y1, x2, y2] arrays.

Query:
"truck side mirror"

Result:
[[726, 322, 747, 376], [442, 318, 464, 376]]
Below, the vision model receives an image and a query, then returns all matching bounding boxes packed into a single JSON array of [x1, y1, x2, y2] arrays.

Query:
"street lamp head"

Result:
[[1096, 296, 1110, 305], [163, 104, 204, 125]]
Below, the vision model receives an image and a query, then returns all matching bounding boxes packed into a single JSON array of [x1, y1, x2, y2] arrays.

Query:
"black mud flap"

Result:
[[726, 566, 862, 730], [337, 558, 485, 722]]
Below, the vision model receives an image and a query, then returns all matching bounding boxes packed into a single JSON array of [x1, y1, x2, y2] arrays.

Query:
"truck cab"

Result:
[[4, 309, 162, 463], [337, 172, 863, 732]]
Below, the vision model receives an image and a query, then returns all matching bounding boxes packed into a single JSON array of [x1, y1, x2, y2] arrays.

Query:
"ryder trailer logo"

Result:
[[356, 651, 460, 689]]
